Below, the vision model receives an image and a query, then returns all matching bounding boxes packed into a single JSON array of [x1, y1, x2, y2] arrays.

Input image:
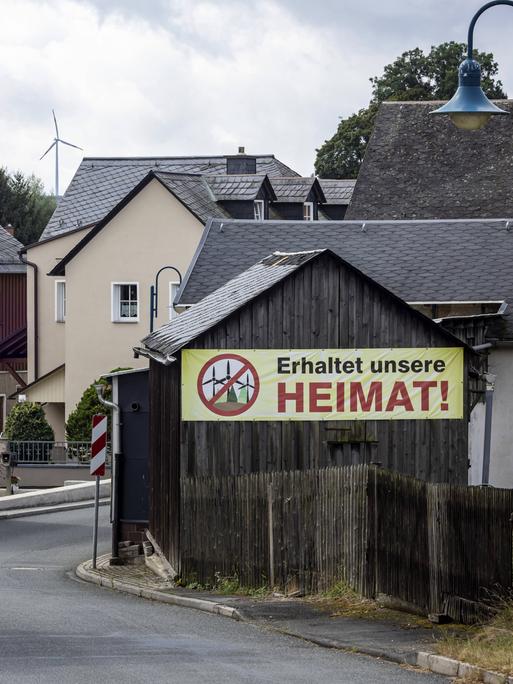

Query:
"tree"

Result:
[[4, 402, 54, 460], [65, 378, 111, 442], [0, 168, 56, 245], [65, 369, 131, 441], [315, 42, 507, 179]]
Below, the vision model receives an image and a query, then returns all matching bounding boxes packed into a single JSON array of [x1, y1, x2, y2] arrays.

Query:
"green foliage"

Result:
[[4, 401, 54, 441], [5, 402, 54, 460], [179, 572, 269, 597], [315, 42, 507, 179], [314, 103, 378, 180], [65, 369, 131, 441], [65, 378, 111, 442], [0, 167, 56, 245]]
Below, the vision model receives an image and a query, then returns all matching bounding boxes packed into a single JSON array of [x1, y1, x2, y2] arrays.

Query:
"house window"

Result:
[[303, 202, 314, 221], [112, 283, 139, 322], [55, 280, 66, 322], [169, 282, 180, 321], [254, 199, 265, 220]]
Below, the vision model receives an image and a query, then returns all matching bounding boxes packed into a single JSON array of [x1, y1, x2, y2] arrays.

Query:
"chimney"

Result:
[[5, 224, 14, 236], [226, 147, 257, 175]]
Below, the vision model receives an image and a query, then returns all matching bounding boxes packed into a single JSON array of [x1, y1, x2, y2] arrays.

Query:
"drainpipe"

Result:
[[482, 373, 496, 485], [19, 251, 38, 380], [95, 382, 122, 565]]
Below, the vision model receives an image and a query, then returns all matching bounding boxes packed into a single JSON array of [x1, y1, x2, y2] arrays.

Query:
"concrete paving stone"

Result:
[[427, 654, 460, 676], [483, 672, 507, 684], [416, 652, 431, 669], [458, 661, 484, 679]]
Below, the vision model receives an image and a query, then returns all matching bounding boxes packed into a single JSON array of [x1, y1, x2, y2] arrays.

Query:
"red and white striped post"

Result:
[[91, 414, 107, 569]]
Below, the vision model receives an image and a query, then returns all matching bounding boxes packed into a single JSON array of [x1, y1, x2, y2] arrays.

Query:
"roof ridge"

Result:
[[207, 217, 513, 225], [82, 154, 278, 162]]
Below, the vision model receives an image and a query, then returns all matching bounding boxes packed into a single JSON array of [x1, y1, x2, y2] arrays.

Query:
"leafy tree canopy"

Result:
[[65, 369, 131, 441], [66, 378, 111, 442], [4, 402, 54, 442], [0, 168, 56, 245], [315, 42, 506, 179]]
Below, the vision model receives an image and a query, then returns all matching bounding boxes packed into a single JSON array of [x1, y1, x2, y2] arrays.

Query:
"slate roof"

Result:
[[205, 175, 272, 201], [270, 177, 325, 203], [319, 179, 355, 205], [139, 251, 322, 358], [176, 218, 513, 339], [0, 225, 25, 273], [153, 172, 230, 223], [346, 101, 513, 220], [41, 155, 300, 240]]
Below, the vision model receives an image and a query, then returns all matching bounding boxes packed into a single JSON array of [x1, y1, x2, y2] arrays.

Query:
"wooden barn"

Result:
[[0, 225, 27, 429], [135, 249, 480, 573]]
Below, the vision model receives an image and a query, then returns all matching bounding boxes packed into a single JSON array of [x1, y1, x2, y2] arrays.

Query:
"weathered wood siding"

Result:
[[0, 273, 26, 370], [182, 253, 470, 483], [149, 360, 181, 570], [149, 252, 475, 569], [180, 466, 513, 622]]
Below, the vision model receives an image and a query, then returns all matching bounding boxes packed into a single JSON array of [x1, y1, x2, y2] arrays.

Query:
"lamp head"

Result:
[[431, 58, 508, 130]]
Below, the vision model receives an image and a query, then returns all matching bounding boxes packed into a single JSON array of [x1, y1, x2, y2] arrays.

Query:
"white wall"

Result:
[[64, 178, 203, 415], [488, 347, 513, 488], [26, 228, 90, 383], [468, 400, 485, 485]]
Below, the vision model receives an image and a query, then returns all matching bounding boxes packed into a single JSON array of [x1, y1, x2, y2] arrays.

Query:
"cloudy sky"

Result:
[[2, 0, 513, 193]]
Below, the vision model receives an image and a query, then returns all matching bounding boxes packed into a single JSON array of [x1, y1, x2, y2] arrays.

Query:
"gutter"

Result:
[[133, 346, 176, 366], [19, 250, 38, 380]]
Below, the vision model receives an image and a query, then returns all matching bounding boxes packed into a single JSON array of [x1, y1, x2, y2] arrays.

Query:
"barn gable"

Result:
[[145, 249, 474, 568]]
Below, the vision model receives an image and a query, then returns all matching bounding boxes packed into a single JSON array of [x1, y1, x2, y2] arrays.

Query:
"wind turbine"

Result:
[[40, 110, 82, 198]]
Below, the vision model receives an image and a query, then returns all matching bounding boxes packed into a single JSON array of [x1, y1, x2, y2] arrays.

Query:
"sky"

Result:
[[2, 0, 513, 193]]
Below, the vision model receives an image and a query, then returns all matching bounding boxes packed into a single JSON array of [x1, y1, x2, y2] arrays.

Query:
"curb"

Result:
[[416, 651, 513, 683], [0, 498, 110, 520], [259, 627, 418, 666], [75, 556, 424, 667], [76, 557, 242, 621], [72, 563, 513, 679]]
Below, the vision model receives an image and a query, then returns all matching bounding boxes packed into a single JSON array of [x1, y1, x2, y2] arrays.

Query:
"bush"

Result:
[[4, 402, 54, 461], [65, 378, 111, 442]]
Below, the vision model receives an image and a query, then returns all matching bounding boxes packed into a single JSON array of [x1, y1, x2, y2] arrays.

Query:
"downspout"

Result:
[[95, 382, 122, 564], [481, 373, 496, 486], [19, 251, 38, 380]]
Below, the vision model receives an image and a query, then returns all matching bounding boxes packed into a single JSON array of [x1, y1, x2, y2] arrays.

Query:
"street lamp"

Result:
[[431, 1, 512, 130], [149, 265, 182, 333]]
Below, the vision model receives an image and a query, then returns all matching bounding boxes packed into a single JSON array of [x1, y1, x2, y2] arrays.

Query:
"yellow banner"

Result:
[[181, 348, 464, 421]]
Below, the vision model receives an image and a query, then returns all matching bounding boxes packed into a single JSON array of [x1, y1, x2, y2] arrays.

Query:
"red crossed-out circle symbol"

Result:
[[197, 353, 260, 416]]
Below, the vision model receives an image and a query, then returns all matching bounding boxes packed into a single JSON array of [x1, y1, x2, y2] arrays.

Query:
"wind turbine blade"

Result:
[[40, 141, 56, 160], [58, 139, 83, 151], [52, 109, 59, 138]]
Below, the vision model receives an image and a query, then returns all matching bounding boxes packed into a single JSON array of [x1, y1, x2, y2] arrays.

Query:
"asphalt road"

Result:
[[0, 508, 448, 684]]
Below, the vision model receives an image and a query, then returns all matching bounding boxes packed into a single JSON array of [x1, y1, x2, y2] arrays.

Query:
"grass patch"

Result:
[[307, 580, 434, 628], [214, 573, 270, 598], [308, 580, 380, 618], [436, 598, 513, 677], [179, 573, 270, 598]]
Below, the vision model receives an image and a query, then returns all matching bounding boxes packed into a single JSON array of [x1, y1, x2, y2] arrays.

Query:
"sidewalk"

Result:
[[0, 479, 111, 518], [77, 555, 438, 666]]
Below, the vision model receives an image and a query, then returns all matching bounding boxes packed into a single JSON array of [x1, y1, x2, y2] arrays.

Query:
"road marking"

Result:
[[7, 566, 65, 571]]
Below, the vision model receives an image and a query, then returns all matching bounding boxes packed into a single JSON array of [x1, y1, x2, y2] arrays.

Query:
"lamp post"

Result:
[[149, 265, 182, 333], [431, 1, 512, 130]]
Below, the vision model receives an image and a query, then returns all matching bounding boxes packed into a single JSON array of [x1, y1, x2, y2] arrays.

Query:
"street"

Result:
[[0, 508, 447, 683]]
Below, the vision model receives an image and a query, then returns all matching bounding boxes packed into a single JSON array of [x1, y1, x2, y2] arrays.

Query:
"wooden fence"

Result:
[[180, 466, 513, 622]]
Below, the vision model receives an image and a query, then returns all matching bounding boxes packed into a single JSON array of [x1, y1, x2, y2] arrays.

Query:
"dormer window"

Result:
[[254, 199, 265, 221], [303, 202, 314, 221]]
